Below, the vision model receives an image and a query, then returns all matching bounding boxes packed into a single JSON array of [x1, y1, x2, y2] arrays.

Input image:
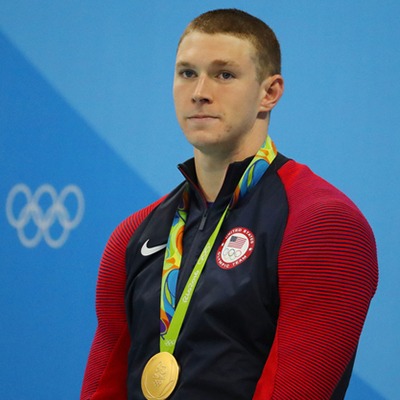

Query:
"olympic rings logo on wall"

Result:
[[6, 183, 84, 248]]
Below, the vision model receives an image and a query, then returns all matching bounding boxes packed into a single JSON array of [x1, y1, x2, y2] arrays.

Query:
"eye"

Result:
[[179, 69, 197, 79], [218, 71, 235, 80]]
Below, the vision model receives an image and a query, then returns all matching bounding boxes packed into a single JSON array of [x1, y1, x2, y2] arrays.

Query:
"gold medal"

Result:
[[141, 352, 180, 400]]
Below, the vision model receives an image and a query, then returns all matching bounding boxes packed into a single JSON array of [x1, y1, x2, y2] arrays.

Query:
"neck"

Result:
[[193, 132, 268, 202], [194, 154, 230, 202]]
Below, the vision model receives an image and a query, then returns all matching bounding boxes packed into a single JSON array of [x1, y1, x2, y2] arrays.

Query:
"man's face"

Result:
[[173, 32, 269, 158]]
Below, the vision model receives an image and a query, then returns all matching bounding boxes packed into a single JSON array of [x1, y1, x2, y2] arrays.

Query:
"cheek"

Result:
[[173, 87, 191, 111], [230, 100, 254, 120], [239, 97, 262, 121], [173, 83, 183, 102], [173, 93, 185, 117], [172, 88, 179, 106]]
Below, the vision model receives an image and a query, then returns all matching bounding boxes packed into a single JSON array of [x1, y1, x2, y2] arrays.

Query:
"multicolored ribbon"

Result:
[[160, 189, 189, 337]]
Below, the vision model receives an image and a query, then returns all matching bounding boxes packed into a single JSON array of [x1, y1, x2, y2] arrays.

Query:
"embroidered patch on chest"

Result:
[[216, 227, 255, 270]]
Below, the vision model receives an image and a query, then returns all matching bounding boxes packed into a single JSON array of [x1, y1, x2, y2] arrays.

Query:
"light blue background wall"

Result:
[[0, 1, 398, 399]]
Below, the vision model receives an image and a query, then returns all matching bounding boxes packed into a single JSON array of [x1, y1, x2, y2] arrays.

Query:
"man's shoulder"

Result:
[[278, 159, 350, 197], [276, 158, 365, 220], [117, 181, 187, 238]]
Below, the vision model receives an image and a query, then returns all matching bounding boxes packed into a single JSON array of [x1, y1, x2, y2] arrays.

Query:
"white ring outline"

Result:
[[6, 183, 84, 248]]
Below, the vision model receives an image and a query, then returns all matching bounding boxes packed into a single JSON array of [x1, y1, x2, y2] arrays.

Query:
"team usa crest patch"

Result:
[[216, 227, 255, 270]]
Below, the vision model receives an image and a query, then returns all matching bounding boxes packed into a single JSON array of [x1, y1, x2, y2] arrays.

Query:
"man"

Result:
[[81, 9, 378, 400]]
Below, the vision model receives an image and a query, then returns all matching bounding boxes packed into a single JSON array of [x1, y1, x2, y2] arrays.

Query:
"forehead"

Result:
[[176, 32, 257, 66]]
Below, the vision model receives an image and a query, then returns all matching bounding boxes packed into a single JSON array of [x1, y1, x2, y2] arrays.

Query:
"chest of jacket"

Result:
[[124, 156, 289, 399]]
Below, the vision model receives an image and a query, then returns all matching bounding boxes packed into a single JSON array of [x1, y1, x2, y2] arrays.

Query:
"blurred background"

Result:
[[1, 1, 398, 398]]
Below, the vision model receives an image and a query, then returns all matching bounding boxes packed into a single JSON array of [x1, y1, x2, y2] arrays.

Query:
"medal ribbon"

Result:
[[160, 136, 277, 354]]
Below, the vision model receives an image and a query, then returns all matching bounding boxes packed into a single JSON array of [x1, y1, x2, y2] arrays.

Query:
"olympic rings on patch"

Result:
[[223, 248, 242, 260], [6, 183, 84, 248]]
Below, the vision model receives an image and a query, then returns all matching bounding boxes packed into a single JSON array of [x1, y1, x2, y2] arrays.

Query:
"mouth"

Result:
[[187, 114, 219, 121]]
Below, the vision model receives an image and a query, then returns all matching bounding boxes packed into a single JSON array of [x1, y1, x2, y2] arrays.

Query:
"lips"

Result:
[[187, 114, 218, 120]]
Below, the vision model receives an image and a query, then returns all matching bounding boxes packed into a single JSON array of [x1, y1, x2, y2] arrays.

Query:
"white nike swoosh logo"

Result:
[[141, 240, 167, 256]]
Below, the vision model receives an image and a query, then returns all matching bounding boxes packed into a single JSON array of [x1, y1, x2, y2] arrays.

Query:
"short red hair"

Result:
[[178, 9, 281, 82]]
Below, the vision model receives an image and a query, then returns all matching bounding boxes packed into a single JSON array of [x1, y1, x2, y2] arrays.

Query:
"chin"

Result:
[[183, 131, 218, 146], [188, 134, 222, 147]]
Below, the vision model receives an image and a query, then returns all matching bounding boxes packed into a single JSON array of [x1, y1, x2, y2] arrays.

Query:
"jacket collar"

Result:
[[177, 156, 253, 208]]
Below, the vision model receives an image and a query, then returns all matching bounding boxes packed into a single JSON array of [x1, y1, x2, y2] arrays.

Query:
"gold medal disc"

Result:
[[141, 352, 180, 400]]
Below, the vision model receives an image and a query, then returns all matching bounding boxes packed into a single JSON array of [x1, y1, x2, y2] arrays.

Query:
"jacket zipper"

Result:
[[199, 208, 209, 231], [178, 165, 210, 232]]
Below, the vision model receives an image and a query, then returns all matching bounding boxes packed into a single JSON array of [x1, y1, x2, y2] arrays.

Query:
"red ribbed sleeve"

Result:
[[80, 197, 165, 400], [253, 161, 378, 399]]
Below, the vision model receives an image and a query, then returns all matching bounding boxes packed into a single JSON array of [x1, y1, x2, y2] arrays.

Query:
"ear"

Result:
[[259, 74, 284, 113]]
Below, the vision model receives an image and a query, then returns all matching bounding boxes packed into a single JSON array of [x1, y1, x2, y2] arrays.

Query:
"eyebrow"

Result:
[[175, 59, 241, 69]]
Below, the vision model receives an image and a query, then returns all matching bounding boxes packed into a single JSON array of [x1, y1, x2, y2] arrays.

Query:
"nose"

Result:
[[192, 76, 212, 104]]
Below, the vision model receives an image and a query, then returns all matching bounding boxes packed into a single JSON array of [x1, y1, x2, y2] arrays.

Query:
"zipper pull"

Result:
[[199, 209, 208, 231]]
